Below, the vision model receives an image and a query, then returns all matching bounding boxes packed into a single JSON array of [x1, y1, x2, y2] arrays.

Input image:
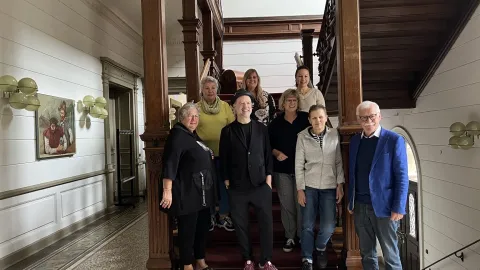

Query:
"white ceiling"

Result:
[[99, 0, 183, 39], [222, 0, 325, 18]]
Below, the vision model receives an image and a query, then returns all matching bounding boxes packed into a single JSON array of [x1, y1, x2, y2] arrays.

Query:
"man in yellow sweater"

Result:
[[196, 76, 235, 232]]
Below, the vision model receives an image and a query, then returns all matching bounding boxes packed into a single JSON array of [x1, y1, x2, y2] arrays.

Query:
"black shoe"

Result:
[[301, 260, 312, 270], [283, 238, 295, 252], [317, 251, 328, 268]]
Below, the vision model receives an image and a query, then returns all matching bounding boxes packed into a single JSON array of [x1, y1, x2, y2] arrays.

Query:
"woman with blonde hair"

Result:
[[268, 89, 310, 253], [295, 66, 325, 112], [242, 68, 276, 126], [196, 76, 236, 232]]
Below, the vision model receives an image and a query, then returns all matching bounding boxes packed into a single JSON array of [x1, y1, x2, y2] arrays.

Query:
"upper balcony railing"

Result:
[[315, 0, 336, 96]]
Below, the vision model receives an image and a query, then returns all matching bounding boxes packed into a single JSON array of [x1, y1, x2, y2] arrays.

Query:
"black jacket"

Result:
[[219, 120, 273, 190], [161, 123, 216, 216]]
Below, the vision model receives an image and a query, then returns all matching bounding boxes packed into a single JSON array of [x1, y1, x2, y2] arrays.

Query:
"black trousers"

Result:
[[177, 208, 211, 266], [229, 183, 273, 265]]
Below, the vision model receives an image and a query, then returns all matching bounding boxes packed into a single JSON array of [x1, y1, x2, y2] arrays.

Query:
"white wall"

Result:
[[223, 39, 320, 94], [379, 6, 480, 269], [222, 0, 325, 18], [0, 0, 144, 259]]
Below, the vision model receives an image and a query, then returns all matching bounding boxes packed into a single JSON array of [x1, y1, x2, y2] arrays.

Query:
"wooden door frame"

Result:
[[392, 126, 423, 269], [100, 57, 142, 203]]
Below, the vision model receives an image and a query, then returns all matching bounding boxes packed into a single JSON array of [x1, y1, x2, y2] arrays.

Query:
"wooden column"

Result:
[[301, 29, 315, 83], [140, 1, 171, 269], [201, 9, 216, 64], [179, 0, 202, 102], [214, 38, 223, 70], [336, 0, 363, 269]]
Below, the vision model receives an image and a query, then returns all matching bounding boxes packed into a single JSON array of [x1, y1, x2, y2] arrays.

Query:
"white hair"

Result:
[[178, 102, 199, 122], [356, 101, 380, 115]]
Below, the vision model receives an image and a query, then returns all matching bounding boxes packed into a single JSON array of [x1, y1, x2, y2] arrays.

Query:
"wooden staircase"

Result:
[[316, 0, 479, 115], [168, 0, 480, 269]]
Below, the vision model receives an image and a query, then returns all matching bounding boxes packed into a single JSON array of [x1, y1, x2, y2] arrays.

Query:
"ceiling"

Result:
[[98, 0, 183, 40], [322, 0, 479, 115]]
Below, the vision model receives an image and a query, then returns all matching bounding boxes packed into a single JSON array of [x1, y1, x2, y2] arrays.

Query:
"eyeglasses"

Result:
[[358, 114, 377, 122]]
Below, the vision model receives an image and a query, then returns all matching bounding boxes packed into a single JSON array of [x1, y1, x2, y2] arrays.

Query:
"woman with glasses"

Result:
[[268, 89, 310, 253]]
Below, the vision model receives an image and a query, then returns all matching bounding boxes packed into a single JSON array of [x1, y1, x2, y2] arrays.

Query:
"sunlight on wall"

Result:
[[406, 142, 418, 182]]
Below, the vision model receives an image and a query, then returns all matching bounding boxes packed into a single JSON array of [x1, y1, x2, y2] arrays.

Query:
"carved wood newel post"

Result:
[[336, 0, 363, 269], [140, 0, 171, 269], [180, 0, 202, 102]]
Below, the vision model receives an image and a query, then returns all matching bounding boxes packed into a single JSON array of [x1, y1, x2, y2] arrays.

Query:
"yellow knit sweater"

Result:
[[196, 100, 235, 156]]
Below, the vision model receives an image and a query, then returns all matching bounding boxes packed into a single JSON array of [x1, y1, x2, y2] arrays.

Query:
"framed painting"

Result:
[[35, 94, 76, 159]]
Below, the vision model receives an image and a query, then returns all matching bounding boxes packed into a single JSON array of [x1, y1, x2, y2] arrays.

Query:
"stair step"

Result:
[[205, 242, 340, 269], [209, 223, 343, 244]]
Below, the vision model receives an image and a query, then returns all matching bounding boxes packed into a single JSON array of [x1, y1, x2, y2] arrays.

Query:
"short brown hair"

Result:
[[308, 104, 327, 116], [278, 89, 300, 111]]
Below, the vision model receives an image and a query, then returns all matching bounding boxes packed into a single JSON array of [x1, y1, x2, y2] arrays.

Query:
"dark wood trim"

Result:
[[301, 29, 315, 82], [180, 0, 202, 102], [412, 0, 480, 100], [336, 0, 363, 127], [336, 0, 363, 268], [214, 38, 223, 70], [198, 0, 224, 39], [140, 0, 172, 269], [224, 15, 322, 41]]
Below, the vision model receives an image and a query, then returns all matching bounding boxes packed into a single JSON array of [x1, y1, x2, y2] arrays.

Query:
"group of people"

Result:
[[160, 66, 409, 270]]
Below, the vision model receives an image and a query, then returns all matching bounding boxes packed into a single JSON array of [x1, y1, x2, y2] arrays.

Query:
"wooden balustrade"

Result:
[[316, 0, 337, 96]]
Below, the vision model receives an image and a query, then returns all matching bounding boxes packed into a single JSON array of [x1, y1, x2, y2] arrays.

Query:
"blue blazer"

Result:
[[347, 128, 409, 218]]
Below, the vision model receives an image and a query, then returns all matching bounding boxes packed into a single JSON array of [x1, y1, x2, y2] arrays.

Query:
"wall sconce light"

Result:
[[0, 75, 40, 111], [169, 108, 176, 121], [449, 121, 480, 150], [78, 95, 108, 119]]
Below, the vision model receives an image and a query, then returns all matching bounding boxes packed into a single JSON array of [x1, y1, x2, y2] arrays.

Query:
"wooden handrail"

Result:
[[200, 59, 212, 81]]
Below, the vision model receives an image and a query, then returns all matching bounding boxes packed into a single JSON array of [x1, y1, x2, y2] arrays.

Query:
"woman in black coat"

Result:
[[161, 102, 216, 270]]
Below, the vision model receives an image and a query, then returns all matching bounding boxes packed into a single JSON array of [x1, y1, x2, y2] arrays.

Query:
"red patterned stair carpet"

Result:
[[204, 188, 343, 270]]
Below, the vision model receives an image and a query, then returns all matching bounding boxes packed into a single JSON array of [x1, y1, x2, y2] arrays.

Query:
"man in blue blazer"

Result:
[[347, 101, 408, 270]]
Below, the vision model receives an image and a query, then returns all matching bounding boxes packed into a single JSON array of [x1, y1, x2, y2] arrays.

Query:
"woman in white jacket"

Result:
[[295, 104, 345, 270]]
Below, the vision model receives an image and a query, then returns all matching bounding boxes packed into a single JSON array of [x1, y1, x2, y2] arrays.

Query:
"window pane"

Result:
[[409, 193, 416, 238]]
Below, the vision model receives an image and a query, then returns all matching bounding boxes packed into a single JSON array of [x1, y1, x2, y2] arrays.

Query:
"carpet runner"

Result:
[[203, 188, 344, 270]]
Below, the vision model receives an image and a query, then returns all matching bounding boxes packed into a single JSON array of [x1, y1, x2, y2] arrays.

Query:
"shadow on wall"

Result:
[[0, 98, 14, 128]]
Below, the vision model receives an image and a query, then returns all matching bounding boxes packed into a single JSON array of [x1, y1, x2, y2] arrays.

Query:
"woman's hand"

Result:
[[160, 188, 173, 209], [336, 184, 344, 204], [297, 190, 306, 207]]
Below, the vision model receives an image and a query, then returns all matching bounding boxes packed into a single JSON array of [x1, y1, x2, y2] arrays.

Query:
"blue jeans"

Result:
[[300, 187, 336, 260], [354, 203, 402, 270], [212, 158, 230, 215]]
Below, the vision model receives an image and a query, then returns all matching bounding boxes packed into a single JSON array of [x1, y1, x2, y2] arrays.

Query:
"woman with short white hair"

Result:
[[161, 102, 216, 270]]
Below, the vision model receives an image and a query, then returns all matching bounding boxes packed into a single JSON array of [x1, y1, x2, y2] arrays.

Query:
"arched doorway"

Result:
[[392, 126, 422, 270]]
